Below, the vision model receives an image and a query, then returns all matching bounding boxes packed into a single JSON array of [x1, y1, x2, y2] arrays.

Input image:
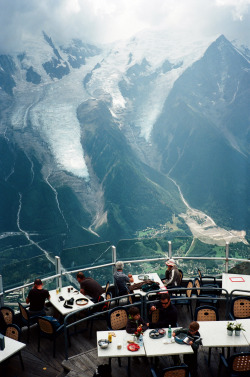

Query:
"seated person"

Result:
[[113, 261, 134, 296], [126, 306, 148, 334], [163, 259, 181, 287], [173, 321, 201, 377], [148, 293, 177, 328], [26, 278, 50, 317], [76, 272, 104, 303]]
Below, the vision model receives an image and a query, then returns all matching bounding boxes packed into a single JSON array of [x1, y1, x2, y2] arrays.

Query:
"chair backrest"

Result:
[[151, 308, 160, 324], [37, 317, 54, 335], [162, 364, 189, 377], [18, 302, 29, 321], [102, 292, 112, 311], [178, 270, 183, 285], [105, 281, 110, 296], [197, 268, 202, 280], [0, 306, 14, 325], [231, 297, 250, 319], [228, 352, 250, 374], [186, 280, 194, 298], [5, 324, 21, 341], [194, 305, 219, 321], [108, 307, 128, 330], [194, 278, 201, 296]]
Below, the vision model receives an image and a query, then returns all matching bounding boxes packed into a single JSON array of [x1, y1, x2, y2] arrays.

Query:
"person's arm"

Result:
[[26, 297, 30, 304]]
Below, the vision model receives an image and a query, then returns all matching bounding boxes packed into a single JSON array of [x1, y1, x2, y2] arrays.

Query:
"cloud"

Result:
[[0, 0, 249, 53]]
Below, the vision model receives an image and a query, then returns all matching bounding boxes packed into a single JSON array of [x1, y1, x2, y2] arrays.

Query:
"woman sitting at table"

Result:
[[126, 306, 148, 334]]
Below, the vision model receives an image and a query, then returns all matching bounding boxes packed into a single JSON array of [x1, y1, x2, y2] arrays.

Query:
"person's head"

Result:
[[189, 321, 200, 334], [165, 259, 176, 270], [115, 261, 124, 270], [34, 278, 43, 289], [76, 271, 85, 283], [129, 306, 140, 320], [159, 293, 171, 308]]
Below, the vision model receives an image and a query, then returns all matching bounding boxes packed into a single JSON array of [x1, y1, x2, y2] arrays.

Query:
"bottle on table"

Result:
[[168, 325, 172, 338], [139, 333, 143, 347]]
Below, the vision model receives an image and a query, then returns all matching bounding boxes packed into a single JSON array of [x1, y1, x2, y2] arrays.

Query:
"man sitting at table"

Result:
[[163, 259, 181, 288], [113, 261, 134, 296], [26, 278, 50, 317], [76, 272, 104, 303], [148, 292, 177, 328]]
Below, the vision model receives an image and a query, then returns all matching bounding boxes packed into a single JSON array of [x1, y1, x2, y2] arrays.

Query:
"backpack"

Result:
[[141, 282, 160, 292]]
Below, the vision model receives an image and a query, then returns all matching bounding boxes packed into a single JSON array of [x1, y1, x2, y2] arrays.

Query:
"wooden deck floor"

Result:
[[1, 300, 249, 377]]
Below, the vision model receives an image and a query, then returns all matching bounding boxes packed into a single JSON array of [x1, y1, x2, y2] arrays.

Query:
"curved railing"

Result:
[[0, 237, 250, 308]]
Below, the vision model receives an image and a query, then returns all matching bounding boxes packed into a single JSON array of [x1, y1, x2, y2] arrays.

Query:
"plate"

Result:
[[138, 274, 149, 281], [76, 298, 89, 306], [149, 329, 166, 339], [127, 343, 140, 351]]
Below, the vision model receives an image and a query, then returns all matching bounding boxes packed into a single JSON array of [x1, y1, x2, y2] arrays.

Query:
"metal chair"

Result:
[[171, 280, 194, 320], [37, 316, 69, 358], [104, 281, 110, 297], [151, 364, 190, 377], [4, 324, 24, 370], [107, 306, 128, 330], [18, 302, 37, 343], [0, 306, 14, 325], [229, 296, 250, 320], [194, 278, 218, 308], [194, 305, 219, 365], [218, 352, 250, 377]]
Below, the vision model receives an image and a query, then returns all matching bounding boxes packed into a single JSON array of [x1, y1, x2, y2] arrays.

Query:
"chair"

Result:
[[171, 280, 194, 320], [194, 305, 219, 365], [151, 364, 190, 377], [0, 306, 14, 332], [104, 281, 110, 296], [229, 296, 250, 320], [194, 278, 218, 308], [218, 352, 250, 377], [198, 268, 218, 285], [151, 308, 160, 324], [4, 324, 24, 370], [37, 316, 69, 358], [89, 291, 113, 338], [18, 302, 37, 343], [107, 307, 128, 330]]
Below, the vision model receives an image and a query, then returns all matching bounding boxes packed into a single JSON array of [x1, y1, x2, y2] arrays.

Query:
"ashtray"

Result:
[[138, 274, 149, 281], [98, 339, 110, 349], [149, 328, 166, 339]]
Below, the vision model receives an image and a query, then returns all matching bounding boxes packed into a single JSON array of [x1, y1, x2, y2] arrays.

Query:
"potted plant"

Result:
[[234, 323, 245, 336], [227, 322, 234, 336]]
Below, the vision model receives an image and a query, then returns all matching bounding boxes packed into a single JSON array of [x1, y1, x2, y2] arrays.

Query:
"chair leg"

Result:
[[37, 332, 40, 352], [208, 347, 211, 366], [53, 338, 56, 358], [18, 351, 24, 370]]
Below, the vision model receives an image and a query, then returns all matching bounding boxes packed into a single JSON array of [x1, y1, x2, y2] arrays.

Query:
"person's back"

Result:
[[26, 279, 50, 316], [81, 277, 104, 300], [113, 261, 132, 296]]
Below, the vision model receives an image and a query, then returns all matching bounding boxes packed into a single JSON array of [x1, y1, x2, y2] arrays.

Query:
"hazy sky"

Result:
[[0, 0, 249, 52]]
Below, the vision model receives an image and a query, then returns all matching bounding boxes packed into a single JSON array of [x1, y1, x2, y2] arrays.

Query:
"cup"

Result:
[[117, 343, 122, 350], [68, 287, 71, 294], [56, 288, 59, 295]]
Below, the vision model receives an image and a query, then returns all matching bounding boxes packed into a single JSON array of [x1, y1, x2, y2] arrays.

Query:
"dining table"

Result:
[[49, 285, 94, 316], [0, 336, 26, 364], [222, 273, 250, 296]]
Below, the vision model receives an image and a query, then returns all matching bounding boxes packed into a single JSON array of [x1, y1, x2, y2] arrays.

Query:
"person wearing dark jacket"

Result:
[[149, 293, 177, 328], [173, 321, 201, 377], [126, 306, 148, 334], [26, 278, 50, 317]]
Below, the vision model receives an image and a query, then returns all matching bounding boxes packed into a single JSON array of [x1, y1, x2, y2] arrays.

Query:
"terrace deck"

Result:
[[1, 298, 249, 377]]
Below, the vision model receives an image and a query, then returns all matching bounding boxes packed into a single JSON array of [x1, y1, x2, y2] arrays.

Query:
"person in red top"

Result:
[[26, 278, 50, 317]]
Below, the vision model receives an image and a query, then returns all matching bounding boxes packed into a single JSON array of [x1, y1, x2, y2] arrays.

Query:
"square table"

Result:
[[97, 330, 146, 376], [198, 321, 249, 348], [237, 319, 250, 344], [49, 285, 94, 316], [132, 273, 167, 296], [222, 273, 250, 296], [143, 327, 194, 357], [0, 336, 26, 363]]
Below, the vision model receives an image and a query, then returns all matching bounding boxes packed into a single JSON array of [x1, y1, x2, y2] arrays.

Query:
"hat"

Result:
[[165, 259, 175, 267], [34, 278, 43, 286]]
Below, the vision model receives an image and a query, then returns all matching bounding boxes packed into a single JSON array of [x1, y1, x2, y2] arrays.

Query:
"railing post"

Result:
[[112, 246, 116, 284], [55, 256, 62, 289], [225, 242, 229, 273], [0, 275, 4, 307], [168, 241, 172, 259]]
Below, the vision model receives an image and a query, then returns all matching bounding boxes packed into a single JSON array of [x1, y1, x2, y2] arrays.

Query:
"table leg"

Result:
[[127, 357, 131, 377]]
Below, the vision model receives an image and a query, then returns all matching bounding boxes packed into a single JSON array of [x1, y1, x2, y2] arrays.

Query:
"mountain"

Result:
[[152, 35, 250, 230], [0, 31, 249, 278]]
